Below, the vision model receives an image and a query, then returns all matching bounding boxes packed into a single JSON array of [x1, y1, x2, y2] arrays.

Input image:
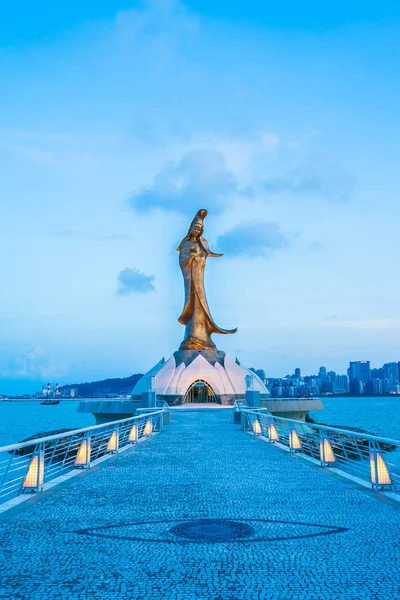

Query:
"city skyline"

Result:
[[2, 2, 400, 394], [4, 356, 400, 397]]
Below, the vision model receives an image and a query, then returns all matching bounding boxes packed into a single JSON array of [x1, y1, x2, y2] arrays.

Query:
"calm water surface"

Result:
[[0, 401, 95, 447], [0, 396, 399, 448], [310, 396, 400, 439]]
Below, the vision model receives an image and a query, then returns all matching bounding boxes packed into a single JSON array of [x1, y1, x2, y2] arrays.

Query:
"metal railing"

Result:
[[241, 409, 400, 495], [233, 399, 247, 411], [0, 410, 163, 505], [156, 400, 170, 411]]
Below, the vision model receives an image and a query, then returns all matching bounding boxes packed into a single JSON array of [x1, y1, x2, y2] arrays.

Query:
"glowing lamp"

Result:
[[289, 429, 301, 452], [129, 424, 138, 443], [319, 437, 335, 466], [252, 419, 262, 435], [107, 430, 119, 453], [370, 451, 392, 489], [268, 423, 279, 442], [75, 438, 91, 468], [23, 452, 44, 491], [143, 420, 152, 436]]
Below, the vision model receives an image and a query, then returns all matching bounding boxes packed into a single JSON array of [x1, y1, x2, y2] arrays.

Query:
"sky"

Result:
[[1, 1, 400, 394]]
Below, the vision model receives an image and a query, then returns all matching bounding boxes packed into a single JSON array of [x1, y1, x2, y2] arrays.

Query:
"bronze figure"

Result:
[[177, 209, 237, 350]]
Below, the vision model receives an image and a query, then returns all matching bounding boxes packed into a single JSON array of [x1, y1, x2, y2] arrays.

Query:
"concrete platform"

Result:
[[0, 411, 399, 599], [261, 398, 324, 420], [170, 402, 232, 409]]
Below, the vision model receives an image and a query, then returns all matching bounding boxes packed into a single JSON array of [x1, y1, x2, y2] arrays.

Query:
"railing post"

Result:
[[242, 411, 251, 431], [85, 433, 91, 468]]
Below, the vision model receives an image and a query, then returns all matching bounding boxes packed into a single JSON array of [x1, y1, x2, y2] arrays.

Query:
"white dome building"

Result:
[[132, 349, 269, 405]]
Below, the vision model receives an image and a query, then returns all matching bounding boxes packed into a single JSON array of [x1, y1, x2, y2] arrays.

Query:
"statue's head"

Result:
[[177, 209, 208, 251], [189, 209, 207, 238], [190, 222, 203, 237]]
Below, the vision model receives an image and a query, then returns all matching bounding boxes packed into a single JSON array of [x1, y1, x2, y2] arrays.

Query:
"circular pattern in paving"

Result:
[[169, 519, 255, 542]]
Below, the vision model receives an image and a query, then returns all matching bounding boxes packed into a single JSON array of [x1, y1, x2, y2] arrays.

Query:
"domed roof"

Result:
[[132, 352, 269, 398]]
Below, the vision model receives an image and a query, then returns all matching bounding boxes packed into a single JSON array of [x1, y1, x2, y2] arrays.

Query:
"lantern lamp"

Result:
[[23, 451, 44, 492], [319, 436, 335, 466], [289, 429, 302, 452], [370, 450, 392, 489], [143, 420, 152, 436], [75, 438, 91, 468], [252, 419, 262, 435], [129, 424, 138, 443], [268, 423, 279, 442], [107, 430, 119, 453]]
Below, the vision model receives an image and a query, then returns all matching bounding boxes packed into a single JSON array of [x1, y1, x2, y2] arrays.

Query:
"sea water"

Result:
[[309, 395, 400, 439], [0, 396, 399, 448], [0, 401, 95, 447]]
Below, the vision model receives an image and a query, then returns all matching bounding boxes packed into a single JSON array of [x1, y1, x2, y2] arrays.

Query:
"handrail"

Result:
[[0, 410, 163, 454], [242, 409, 400, 446], [0, 409, 165, 506], [240, 408, 400, 494]]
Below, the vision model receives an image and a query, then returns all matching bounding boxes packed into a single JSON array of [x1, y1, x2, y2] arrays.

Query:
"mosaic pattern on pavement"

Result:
[[0, 410, 399, 599]]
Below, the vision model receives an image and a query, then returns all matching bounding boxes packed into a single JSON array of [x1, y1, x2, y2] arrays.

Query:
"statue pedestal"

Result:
[[131, 351, 270, 406]]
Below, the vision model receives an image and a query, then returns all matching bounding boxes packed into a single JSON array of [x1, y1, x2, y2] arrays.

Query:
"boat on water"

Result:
[[40, 399, 61, 405]]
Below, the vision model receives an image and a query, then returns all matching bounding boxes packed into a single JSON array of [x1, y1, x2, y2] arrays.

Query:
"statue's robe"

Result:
[[178, 235, 237, 350]]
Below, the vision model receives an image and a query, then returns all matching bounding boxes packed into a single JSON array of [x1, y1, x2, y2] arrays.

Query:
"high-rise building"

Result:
[[294, 368, 301, 380], [318, 366, 327, 381], [335, 374, 349, 393], [250, 368, 266, 382], [348, 361, 371, 382], [348, 361, 370, 394], [372, 379, 383, 394], [383, 362, 399, 386], [371, 368, 383, 379]]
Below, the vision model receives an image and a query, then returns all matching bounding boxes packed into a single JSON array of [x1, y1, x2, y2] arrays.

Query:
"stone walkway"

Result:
[[0, 411, 399, 599]]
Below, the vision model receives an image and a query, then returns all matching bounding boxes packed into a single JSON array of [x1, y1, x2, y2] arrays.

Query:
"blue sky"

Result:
[[1, 1, 400, 394]]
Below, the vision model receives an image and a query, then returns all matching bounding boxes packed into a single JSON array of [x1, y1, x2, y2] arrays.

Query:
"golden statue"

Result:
[[177, 209, 237, 350]]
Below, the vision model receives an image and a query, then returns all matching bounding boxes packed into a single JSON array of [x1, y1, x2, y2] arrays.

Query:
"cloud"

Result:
[[117, 268, 155, 295], [4, 346, 60, 380], [128, 145, 355, 218], [217, 220, 289, 258], [263, 154, 356, 202], [128, 149, 242, 215]]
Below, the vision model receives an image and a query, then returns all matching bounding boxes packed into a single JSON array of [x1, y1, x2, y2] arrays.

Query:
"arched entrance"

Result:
[[184, 380, 217, 403]]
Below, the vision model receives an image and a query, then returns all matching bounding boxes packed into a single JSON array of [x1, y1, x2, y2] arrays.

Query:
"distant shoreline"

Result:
[[1, 394, 399, 402], [0, 397, 131, 403]]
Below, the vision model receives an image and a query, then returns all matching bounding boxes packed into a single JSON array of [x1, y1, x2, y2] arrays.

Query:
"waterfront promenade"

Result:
[[0, 410, 399, 599]]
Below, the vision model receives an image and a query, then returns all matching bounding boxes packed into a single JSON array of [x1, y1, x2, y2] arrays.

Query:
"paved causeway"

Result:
[[0, 411, 399, 599]]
